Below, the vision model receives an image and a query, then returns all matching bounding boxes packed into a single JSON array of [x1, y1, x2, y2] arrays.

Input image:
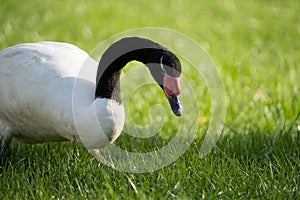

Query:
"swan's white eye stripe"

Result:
[[160, 55, 166, 76]]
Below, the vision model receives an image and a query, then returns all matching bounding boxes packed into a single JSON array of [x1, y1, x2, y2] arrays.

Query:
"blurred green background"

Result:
[[1, 0, 299, 199]]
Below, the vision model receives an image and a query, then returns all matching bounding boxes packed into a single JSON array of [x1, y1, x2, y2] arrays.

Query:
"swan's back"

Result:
[[0, 42, 98, 143]]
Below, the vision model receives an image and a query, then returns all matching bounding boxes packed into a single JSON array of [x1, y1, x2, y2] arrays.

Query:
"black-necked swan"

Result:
[[0, 37, 183, 156]]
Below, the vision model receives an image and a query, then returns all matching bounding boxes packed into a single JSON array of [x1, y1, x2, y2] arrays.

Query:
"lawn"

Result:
[[0, 0, 299, 199]]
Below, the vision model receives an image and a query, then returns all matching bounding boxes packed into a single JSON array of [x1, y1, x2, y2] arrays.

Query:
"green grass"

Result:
[[1, 0, 299, 199]]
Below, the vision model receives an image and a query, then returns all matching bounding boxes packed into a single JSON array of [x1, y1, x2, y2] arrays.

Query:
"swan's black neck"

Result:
[[95, 37, 181, 103]]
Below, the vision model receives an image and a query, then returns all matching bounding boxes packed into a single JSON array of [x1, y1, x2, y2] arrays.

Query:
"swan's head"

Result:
[[162, 54, 183, 116], [146, 49, 183, 116]]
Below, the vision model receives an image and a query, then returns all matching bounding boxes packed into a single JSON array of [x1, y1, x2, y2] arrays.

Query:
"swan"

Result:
[[0, 37, 183, 156]]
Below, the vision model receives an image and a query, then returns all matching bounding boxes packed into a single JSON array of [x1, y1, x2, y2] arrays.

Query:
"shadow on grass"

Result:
[[217, 112, 299, 161]]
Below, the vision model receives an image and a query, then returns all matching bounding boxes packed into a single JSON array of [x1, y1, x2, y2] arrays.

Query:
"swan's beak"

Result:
[[164, 75, 183, 116], [168, 95, 183, 116]]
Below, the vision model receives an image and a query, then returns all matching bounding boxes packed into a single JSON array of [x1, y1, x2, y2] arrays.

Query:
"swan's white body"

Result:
[[0, 42, 125, 149]]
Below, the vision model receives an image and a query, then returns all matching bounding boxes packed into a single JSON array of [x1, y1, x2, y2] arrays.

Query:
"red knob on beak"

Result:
[[163, 74, 183, 116]]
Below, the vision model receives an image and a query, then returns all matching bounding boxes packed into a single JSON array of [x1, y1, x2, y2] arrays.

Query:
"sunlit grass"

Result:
[[1, 0, 299, 199]]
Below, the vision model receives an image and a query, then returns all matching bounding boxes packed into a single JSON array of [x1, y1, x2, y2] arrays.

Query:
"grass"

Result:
[[1, 0, 299, 199]]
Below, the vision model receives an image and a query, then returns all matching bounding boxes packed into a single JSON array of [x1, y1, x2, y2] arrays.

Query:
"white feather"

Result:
[[0, 42, 125, 149]]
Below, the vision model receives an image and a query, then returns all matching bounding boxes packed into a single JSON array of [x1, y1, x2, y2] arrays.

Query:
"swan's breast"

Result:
[[73, 98, 125, 149], [95, 99, 125, 143]]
